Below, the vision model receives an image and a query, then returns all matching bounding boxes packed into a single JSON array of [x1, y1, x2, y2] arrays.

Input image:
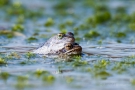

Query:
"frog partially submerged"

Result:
[[33, 32, 82, 56]]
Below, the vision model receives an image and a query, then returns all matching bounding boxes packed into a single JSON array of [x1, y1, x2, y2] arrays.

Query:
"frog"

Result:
[[32, 32, 82, 56]]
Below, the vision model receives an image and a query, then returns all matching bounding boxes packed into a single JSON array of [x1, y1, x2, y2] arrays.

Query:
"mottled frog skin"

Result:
[[33, 32, 82, 56]]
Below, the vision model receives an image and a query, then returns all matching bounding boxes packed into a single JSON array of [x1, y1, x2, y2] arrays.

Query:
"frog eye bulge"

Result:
[[58, 33, 64, 39], [64, 43, 73, 50]]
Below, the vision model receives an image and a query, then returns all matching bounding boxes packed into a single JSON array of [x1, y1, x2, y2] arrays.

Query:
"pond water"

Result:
[[0, 0, 135, 90]]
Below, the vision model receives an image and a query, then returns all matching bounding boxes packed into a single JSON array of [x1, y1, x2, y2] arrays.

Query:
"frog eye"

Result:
[[58, 33, 64, 39], [64, 43, 73, 50]]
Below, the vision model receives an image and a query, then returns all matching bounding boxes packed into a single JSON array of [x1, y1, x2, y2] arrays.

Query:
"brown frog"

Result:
[[33, 32, 82, 56]]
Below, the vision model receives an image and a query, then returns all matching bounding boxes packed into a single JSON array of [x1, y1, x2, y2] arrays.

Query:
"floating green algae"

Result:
[[0, 0, 135, 90]]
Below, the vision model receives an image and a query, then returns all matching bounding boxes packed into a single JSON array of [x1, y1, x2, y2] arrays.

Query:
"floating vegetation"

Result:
[[1, 0, 135, 90], [129, 23, 135, 31], [65, 20, 74, 26], [116, 6, 126, 13], [115, 32, 126, 38], [65, 76, 74, 83], [60, 29, 67, 34], [86, 11, 111, 25], [6, 52, 21, 59], [26, 36, 38, 43], [33, 69, 55, 84], [42, 75, 55, 84], [7, 2, 26, 16], [0, 0, 10, 7], [84, 30, 100, 39], [44, 18, 54, 27], [0, 57, 7, 64], [0, 72, 10, 81], [131, 79, 135, 85], [0, 30, 14, 38], [15, 75, 30, 90], [93, 70, 111, 79], [95, 5, 109, 12], [11, 24, 24, 32], [0, 30, 25, 38], [72, 56, 88, 67], [25, 52, 36, 59]]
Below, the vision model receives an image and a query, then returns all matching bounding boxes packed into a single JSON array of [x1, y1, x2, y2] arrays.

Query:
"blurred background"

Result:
[[0, 0, 135, 46], [1, 0, 135, 90]]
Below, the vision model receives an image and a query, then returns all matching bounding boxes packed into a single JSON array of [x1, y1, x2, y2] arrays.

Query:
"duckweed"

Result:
[[20, 61, 27, 65], [54, 1, 72, 10], [75, 37, 81, 42], [131, 79, 135, 85], [112, 62, 128, 74], [72, 60, 88, 67], [116, 6, 126, 13], [6, 52, 21, 59], [129, 23, 135, 30], [94, 60, 109, 69], [59, 23, 66, 29], [0, 0, 10, 6], [95, 11, 111, 23], [65, 20, 74, 26], [44, 18, 54, 27], [34, 69, 50, 78], [26, 37, 38, 43], [34, 69, 55, 83], [7, 2, 26, 16], [0, 57, 7, 64], [97, 39, 103, 45], [42, 75, 55, 83], [17, 76, 29, 82], [60, 29, 67, 34], [25, 52, 36, 59], [72, 56, 88, 67], [12, 24, 24, 32], [115, 32, 126, 38], [86, 11, 111, 25], [0, 72, 10, 81], [95, 5, 109, 12], [15, 75, 29, 89], [112, 13, 130, 22], [84, 30, 100, 38], [1, 0, 135, 90], [73, 27, 79, 31], [0, 30, 14, 38], [94, 71, 111, 79], [78, 24, 90, 30], [65, 76, 74, 83]]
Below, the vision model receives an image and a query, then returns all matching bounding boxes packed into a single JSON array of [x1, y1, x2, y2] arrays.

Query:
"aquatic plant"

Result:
[[84, 30, 100, 38], [26, 37, 38, 43], [15, 75, 30, 90], [6, 52, 21, 59], [44, 18, 54, 27], [0, 72, 10, 81], [0, 57, 7, 64], [34, 69, 55, 84], [25, 52, 36, 59], [12, 24, 24, 32], [0, 0, 10, 6]]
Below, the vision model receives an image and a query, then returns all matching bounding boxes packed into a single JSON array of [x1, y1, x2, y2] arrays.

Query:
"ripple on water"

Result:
[[83, 43, 135, 58]]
